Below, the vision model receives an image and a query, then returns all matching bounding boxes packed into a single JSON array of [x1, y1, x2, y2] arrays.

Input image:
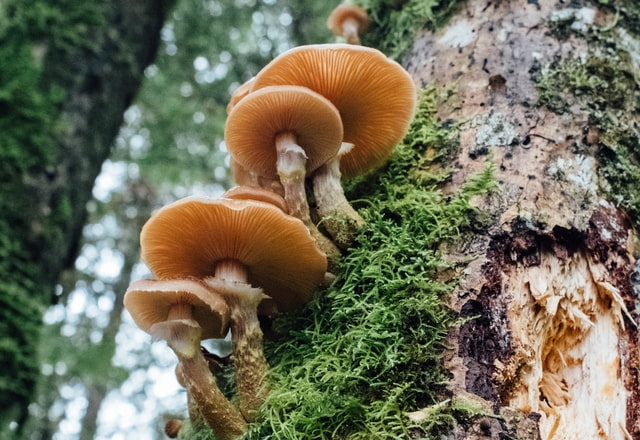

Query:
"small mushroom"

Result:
[[123, 278, 246, 440], [252, 44, 416, 247], [164, 419, 183, 439], [224, 84, 344, 264], [326, 4, 369, 45], [140, 196, 327, 421]]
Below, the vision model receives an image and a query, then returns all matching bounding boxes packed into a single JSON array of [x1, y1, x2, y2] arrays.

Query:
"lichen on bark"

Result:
[[402, 0, 640, 438]]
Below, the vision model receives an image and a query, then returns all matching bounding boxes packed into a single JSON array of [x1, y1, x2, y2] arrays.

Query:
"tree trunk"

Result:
[[0, 0, 174, 434], [403, 0, 639, 438]]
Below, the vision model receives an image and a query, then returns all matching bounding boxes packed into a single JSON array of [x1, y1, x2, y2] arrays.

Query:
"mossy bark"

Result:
[[0, 0, 175, 434], [401, 0, 640, 438]]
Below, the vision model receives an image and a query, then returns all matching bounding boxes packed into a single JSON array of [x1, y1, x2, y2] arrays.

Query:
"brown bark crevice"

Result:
[[453, 203, 638, 439]]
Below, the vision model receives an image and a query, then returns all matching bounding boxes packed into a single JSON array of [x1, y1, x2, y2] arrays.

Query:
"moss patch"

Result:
[[0, 0, 107, 431], [178, 88, 494, 439], [534, 53, 640, 231], [357, 0, 461, 60]]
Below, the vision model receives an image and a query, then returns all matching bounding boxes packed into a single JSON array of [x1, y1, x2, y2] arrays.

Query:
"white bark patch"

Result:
[[500, 251, 630, 440], [438, 20, 475, 48], [550, 8, 596, 33], [616, 28, 640, 79], [547, 155, 598, 201], [476, 113, 519, 147]]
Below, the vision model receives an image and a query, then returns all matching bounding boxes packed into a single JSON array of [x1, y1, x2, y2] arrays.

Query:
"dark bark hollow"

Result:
[[403, 0, 640, 438]]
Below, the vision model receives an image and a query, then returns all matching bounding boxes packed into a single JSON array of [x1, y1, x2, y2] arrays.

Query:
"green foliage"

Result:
[[357, 0, 461, 59], [38, 321, 130, 390], [4, 0, 106, 53], [215, 88, 493, 439]]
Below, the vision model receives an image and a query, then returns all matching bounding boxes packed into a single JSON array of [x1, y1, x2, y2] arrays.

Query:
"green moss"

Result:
[[534, 53, 640, 231], [4, 0, 106, 53], [200, 88, 493, 439], [591, 0, 640, 38], [536, 57, 638, 114], [0, 0, 108, 432], [357, 0, 461, 60]]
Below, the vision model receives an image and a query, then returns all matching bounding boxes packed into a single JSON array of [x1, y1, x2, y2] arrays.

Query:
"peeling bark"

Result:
[[404, 1, 640, 438]]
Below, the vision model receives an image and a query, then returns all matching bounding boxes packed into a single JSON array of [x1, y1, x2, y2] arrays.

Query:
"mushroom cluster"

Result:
[[123, 4, 416, 439], [227, 42, 416, 252], [124, 189, 327, 439]]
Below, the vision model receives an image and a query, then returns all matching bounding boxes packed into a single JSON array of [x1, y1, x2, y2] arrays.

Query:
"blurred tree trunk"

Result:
[[0, 0, 174, 435], [402, 0, 640, 438]]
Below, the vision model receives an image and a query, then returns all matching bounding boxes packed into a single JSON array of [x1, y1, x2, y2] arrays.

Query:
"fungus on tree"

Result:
[[224, 84, 344, 263], [229, 157, 284, 196], [224, 185, 288, 212], [252, 44, 416, 247], [326, 4, 369, 45], [139, 195, 327, 421], [226, 76, 255, 114], [123, 277, 246, 440]]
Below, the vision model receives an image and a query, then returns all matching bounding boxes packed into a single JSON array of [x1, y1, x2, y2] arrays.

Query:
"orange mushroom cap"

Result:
[[223, 185, 287, 212], [124, 277, 230, 340], [326, 4, 369, 41], [226, 76, 255, 114], [140, 196, 327, 312], [224, 85, 344, 179], [252, 44, 416, 178]]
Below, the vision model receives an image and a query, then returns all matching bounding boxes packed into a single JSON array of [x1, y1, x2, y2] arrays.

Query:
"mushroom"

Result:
[[224, 185, 288, 212], [226, 76, 255, 114], [139, 196, 327, 421], [229, 157, 284, 197], [224, 84, 344, 264], [164, 419, 183, 439], [252, 44, 416, 247], [123, 277, 246, 440], [326, 4, 369, 45]]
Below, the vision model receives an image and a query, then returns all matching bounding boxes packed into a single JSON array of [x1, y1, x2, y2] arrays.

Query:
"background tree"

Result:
[[0, 0, 175, 434]]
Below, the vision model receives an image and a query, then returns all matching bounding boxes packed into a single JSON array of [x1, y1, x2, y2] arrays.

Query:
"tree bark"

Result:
[[404, 1, 640, 438], [0, 0, 174, 434]]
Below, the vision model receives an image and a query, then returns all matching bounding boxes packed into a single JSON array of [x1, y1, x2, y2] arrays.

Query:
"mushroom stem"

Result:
[[228, 287, 269, 422], [215, 259, 249, 284], [312, 142, 365, 249], [275, 132, 311, 222], [342, 18, 362, 44], [207, 272, 271, 422], [275, 132, 342, 269], [178, 348, 248, 439], [167, 302, 193, 321], [153, 320, 247, 440]]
